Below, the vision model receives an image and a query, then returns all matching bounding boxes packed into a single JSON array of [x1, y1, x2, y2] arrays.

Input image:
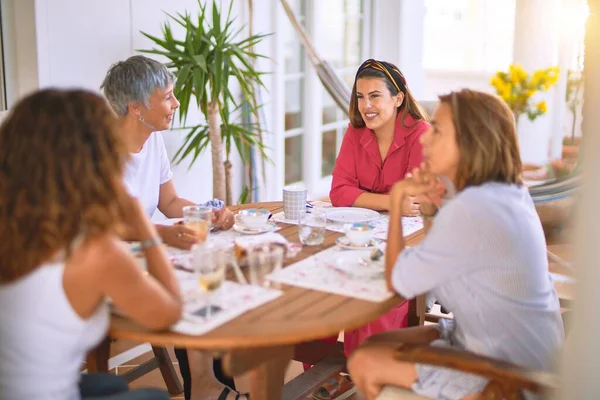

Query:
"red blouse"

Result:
[[330, 113, 429, 207]]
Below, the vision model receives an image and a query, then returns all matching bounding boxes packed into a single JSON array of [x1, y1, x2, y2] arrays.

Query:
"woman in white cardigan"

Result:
[[348, 89, 564, 400]]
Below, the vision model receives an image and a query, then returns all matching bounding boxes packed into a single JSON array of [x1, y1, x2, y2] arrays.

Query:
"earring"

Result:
[[138, 115, 145, 122]]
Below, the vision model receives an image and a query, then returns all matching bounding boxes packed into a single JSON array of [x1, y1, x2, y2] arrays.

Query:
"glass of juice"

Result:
[[182, 205, 212, 244], [192, 244, 227, 319]]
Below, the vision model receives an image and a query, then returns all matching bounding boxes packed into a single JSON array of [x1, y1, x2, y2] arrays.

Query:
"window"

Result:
[[283, 0, 306, 185], [320, 0, 365, 178], [281, 0, 370, 196], [423, 0, 516, 72]]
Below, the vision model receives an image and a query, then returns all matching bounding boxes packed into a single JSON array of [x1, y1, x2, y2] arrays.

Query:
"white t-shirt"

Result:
[[123, 132, 173, 217]]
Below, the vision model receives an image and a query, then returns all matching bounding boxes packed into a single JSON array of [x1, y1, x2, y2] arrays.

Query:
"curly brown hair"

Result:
[[0, 89, 128, 283]]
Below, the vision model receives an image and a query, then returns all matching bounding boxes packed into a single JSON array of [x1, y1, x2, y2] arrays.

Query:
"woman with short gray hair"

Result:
[[101, 55, 244, 400], [101, 55, 234, 249]]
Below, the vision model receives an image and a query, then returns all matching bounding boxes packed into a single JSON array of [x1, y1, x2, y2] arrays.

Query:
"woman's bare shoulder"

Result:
[[67, 235, 132, 275]]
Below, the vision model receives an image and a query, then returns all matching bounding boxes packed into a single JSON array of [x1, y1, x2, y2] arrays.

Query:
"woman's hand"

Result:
[[408, 163, 446, 216], [390, 165, 445, 216], [158, 224, 199, 250], [212, 207, 235, 231], [402, 196, 420, 217]]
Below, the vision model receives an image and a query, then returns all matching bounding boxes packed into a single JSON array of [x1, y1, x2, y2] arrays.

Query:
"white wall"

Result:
[[370, 0, 426, 100], [1, 0, 40, 105], [6, 0, 247, 214], [513, 0, 562, 165], [423, 70, 494, 101]]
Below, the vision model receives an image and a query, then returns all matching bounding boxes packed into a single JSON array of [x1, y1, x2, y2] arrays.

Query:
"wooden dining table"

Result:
[[87, 201, 424, 399], [87, 201, 575, 399]]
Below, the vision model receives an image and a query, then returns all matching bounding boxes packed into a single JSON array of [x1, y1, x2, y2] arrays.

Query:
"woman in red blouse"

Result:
[[310, 60, 430, 399], [330, 59, 430, 215]]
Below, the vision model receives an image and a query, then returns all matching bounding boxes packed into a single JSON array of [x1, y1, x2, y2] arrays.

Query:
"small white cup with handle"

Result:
[[235, 208, 270, 229], [345, 223, 375, 247]]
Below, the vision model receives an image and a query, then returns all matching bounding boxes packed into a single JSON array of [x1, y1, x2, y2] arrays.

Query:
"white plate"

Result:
[[233, 221, 278, 235], [325, 207, 380, 224], [336, 236, 381, 250]]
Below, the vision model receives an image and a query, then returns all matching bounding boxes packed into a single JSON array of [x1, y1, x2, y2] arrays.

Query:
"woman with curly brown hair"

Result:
[[0, 89, 182, 399]]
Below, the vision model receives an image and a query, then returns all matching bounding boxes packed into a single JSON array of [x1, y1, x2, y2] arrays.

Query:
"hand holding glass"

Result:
[[183, 205, 212, 244]]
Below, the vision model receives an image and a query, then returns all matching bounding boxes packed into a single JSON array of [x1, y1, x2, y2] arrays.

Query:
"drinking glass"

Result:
[[192, 244, 227, 319], [182, 205, 212, 244], [298, 209, 327, 246], [246, 244, 285, 287]]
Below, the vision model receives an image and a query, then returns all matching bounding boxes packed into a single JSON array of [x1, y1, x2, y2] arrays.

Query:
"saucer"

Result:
[[233, 221, 278, 235], [335, 236, 381, 250]]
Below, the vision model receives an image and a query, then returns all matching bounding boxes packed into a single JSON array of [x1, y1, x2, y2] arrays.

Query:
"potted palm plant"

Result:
[[140, 0, 270, 205]]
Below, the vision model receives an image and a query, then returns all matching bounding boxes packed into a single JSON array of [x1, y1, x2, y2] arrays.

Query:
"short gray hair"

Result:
[[100, 55, 175, 116]]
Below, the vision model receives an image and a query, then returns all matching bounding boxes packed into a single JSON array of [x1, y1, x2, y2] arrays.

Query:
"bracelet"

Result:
[[140, 236, 162, 250]]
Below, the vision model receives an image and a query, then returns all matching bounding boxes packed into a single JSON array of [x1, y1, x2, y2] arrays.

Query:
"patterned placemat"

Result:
[[172, 273, 283, 335], [267, 245, 394, 302]]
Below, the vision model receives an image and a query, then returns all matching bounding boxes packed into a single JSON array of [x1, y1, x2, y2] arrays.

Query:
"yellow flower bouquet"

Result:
[[490, 64, 560, 122]]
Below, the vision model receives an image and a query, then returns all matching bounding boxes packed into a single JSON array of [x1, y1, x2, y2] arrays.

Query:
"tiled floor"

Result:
[[96, 339, 366, 399]]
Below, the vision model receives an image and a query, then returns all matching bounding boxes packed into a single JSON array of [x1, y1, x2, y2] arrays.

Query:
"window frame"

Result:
[[276, 0, 372, 199]]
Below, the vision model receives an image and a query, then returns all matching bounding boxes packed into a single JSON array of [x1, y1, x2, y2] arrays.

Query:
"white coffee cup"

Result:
[[235, 209, 270, 229], [345, 223, 375, 246]]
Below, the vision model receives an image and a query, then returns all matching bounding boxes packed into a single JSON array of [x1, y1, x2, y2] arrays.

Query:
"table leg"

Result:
[[223, 345, 294, 399], [248, 347, 293, 399], [86, 336, 111, 373]]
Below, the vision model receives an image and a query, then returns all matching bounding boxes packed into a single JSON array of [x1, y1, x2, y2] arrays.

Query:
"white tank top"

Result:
[[0, 262, 109, 399]]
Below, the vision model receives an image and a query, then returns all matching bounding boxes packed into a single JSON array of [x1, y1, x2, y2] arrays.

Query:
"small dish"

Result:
[[335, 236, 381, 250], [236, 208, 270, 229], [233, 220, 278, 235]]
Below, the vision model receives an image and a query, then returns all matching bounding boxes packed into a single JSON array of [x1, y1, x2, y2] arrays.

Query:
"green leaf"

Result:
[[212, 1, 221, 35], [192, 55, 207, 71], [140, 0, 272, 172], [237, 186, 250, 204], [163, 11, 187, 29]]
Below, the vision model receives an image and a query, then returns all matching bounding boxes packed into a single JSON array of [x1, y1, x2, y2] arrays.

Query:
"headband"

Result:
[[356, 59, 407, 93]]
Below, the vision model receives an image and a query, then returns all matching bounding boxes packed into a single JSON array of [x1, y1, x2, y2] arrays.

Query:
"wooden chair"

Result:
[[87, 339, 183, 396], [280, 296, 425, 400], [373, 312, 570, 400]]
